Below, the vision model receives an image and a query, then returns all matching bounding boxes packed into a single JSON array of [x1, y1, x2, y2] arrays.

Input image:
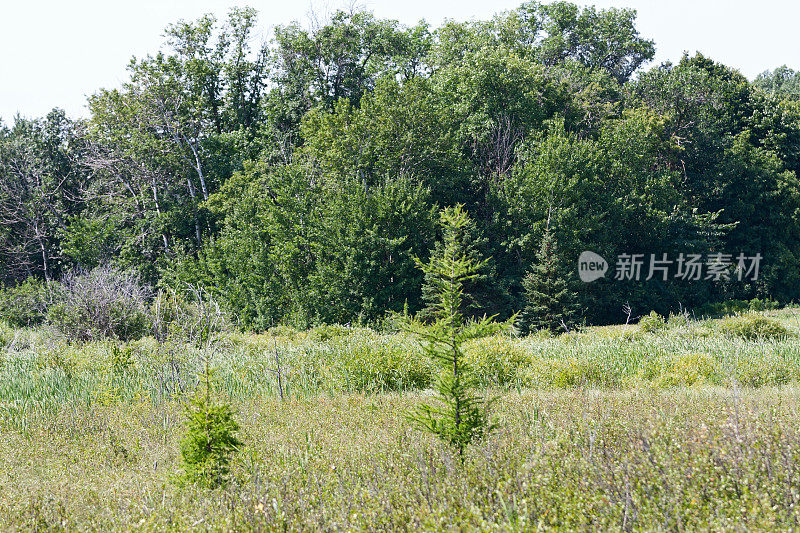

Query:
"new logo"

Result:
[[578, 251, 608, 283]]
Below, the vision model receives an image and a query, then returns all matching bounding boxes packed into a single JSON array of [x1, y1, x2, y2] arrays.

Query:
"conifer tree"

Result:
[[517, 227, 580, 335], [178, 289, 242, 488], [418, 209, 504, 322], [399, 205, 508, 459]]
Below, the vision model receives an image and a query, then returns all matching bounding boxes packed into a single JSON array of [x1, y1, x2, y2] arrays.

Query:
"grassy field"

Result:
[[2, 309, 800, 530]]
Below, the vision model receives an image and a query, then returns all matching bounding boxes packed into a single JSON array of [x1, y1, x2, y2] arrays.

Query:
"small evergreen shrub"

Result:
[[516, 228, 580, 335], [399, 206, 506, 458], [179, 391, 243, 488]]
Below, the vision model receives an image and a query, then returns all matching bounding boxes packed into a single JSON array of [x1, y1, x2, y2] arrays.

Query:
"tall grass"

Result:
[[3, 311, 800, 529], [3, 388, 800, 530], [2, 311, 800, 429]]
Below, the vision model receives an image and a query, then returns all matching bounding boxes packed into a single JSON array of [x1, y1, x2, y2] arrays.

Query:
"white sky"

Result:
[[1, 0, 798, 124]]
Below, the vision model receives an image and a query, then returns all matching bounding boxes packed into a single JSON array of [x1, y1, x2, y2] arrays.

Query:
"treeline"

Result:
[[2, 1, 800, 330]]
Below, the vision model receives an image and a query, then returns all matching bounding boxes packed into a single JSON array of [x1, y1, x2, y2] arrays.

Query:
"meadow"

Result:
[[2, 308, 800, 530]]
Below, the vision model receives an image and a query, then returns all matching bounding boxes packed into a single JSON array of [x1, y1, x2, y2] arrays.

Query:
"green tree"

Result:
[[0, 110, 86, 282], [517, 227, 580, 334], [754, 66, 800, 101], [399, 205, 507, 459], [180, 387, 243, 488], [419, 207, 505, 321]]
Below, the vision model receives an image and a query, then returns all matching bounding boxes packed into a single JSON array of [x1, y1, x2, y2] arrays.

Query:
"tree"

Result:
[[86, 8, 268, 269], [419, 206, 504, 321], [188, 161, 437, 329], [0, 110, 86, 282], [271, 10, 430, 120], [754, 66, 800, 101], [517, 226, 580, 334], [399, 205, 507, 459], [433, 1, 655, 84]]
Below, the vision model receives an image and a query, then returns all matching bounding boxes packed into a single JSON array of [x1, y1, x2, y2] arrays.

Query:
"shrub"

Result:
[[46, 266, 150, 342], [716, 314, 794, 340], [516, 228, 580, 335], [733, 355, 797, 387], [399, 205, 506, 458], [307, 324, 354, 342], [179, 391, 243, 488], [698, 298, 780, 317], [264, 325, 301, 340], [652, 352, 717, 388], [638, 311, 666, 333], [0, 278, 55, 327], [525, 356, 614, 388], [335, 332, 431, 391], [463, 335, 532, 385], [149, 289, 226, 344], [0, 321, 14, 348]]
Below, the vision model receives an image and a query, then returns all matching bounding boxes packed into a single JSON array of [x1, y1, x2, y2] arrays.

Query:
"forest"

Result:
[[2, 0, 800, 330]]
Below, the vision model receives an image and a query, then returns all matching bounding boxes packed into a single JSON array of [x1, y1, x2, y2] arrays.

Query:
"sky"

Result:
[[1, 0, 799, 124]]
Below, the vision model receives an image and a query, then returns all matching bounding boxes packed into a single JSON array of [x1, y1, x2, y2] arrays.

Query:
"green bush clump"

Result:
[[698, 298, 780, 317], [716, 314, 794, 340], [463, 335, 532, 385], [0, 321, 14, 348], [307, 324, 356, 342], [733, 355, 797, 387], [47, 266, 151, 342], [525, 356, 617, 388], [648, 352, 718, 388], [264, 325, 301, 340], [0, 278, 54, 328], [149, 289, 227, 343], [638, 311, 666, 333], [335, 332, 431, 391]]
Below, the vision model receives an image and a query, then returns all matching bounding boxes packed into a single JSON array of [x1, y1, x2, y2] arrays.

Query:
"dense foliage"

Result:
[[3, 1, 800, 329]]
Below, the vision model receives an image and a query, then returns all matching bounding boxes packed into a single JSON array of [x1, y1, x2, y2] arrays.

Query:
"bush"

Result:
[[307, 324, 355, 342], [0, 278, 55, 327], [638, 311, 666, 333], [47, 266, 151, 342], [333, 332, 431, 391], [716, 314, 794, 340], [179, 392, 242, 488], [698, 298, 780, 317], [525, 356, 614, 388], [649, 352, 717, 388], [149, 289, 226, 344], [733, 355, 797, 387], [463, 335, 533, 385], [264, 325, 301, 340]]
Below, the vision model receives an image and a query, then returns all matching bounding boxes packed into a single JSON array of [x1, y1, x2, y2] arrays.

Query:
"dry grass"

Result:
[[2, 387, 800, 530], [3, 310, 800, 530]]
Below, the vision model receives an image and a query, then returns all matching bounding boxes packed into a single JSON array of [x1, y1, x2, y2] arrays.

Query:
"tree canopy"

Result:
[[3, 1, 800, 330]]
